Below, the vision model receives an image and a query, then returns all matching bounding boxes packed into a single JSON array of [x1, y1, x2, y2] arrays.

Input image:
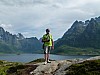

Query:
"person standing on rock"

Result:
[[42, 28, 54, 65]]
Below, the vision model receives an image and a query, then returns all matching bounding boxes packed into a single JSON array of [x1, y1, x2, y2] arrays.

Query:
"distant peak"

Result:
[[17, 33, 25, 39], [90, 18, 95, 21], [0, 26, 5, 32], [0, 26, 4, 29], [74, 20, 79, 23], [72, 20, 85, 28]]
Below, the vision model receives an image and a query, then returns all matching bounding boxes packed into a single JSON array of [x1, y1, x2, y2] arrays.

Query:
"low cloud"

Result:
[[0, 0, 100, 40]]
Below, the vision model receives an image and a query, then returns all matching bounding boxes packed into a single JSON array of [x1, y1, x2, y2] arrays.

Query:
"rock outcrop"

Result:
[[29, 56, 100, 75], [1, 56, 99, 75], [30, 60, 72, 75]]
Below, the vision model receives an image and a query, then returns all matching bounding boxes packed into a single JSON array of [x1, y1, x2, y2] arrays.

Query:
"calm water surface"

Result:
[[0, 54, 97, 63]]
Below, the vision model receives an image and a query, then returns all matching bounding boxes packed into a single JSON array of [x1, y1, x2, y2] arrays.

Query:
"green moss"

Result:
[[6, 64, 38, 75], [0, 60, 22, 75], [66, 59, 100, 75], [0, 60, 3, 65], [0, 66, 11, 75]]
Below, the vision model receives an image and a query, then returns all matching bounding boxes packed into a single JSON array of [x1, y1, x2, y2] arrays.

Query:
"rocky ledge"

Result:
[[0, 56, 100, 75]]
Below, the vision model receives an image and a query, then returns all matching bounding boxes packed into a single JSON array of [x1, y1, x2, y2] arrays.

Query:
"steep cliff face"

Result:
[[19, 37, 42, 53], [0, 27, 42, 53], [54, 16, 100, 55], [55, 20, 86, 48], [78, 18, 100, 48]]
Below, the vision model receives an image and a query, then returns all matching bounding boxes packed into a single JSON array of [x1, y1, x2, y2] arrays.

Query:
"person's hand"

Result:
[[52, 46, 54, 50]]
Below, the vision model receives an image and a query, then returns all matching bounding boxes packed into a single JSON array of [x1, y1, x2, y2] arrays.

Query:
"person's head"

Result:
[[46, 28, 50, 34]]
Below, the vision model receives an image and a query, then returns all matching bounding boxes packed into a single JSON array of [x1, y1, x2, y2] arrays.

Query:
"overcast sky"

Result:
[[0, 0, 100, 40]]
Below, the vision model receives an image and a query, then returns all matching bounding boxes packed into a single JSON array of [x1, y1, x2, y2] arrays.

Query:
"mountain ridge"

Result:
[[0, 27, 42, 53], [53, 16, 100, 55]]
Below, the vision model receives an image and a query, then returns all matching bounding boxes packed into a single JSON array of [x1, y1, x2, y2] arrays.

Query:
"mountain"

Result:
[[0, 27, 42, 53], [77, 18, 100, 48], [19, 37, 42, 53], [55, 20, 86, 48], [53, 16, 100, 55]]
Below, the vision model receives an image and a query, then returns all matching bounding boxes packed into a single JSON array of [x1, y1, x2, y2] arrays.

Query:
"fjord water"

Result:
[[0, 54, 97, 63]]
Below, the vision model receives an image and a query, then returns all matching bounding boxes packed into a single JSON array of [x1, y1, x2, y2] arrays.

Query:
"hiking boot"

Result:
[[47, 60, 51, 63], [44, 61, 47, 65]]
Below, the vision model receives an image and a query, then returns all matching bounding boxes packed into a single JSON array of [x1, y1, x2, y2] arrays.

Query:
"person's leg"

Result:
[[45, 54, 48, 62], [47, 53, 51, 63], [47, 53, 49, 61], [44, 54, 47, 61], [44, 46, 48, 64], [47, 46, 51, 63]]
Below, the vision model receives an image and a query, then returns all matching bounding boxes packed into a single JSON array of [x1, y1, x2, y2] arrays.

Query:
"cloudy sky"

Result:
[[0, 0, 100, 40]]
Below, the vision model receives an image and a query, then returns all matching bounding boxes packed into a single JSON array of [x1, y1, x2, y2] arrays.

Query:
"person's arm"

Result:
[[51, 39, 54, 50], [42, 39, 48, 42], [42, 35, 48, 42], [51, 34, 54, 50], [42, 35, 45, 42]]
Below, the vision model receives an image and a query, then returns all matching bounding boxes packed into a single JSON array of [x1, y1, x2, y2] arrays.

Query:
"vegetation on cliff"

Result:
[[65, 59, 100, 75]]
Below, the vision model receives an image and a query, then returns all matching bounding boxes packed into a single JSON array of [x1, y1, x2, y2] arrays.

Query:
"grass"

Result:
[[0, 60, 22, 75], [0, 59, 39, 75], [65, 59, 100, 75]]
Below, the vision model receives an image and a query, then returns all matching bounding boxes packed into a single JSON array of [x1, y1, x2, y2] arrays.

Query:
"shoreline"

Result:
[[0, 53, 100, 55], [0, 54, 99, 63]]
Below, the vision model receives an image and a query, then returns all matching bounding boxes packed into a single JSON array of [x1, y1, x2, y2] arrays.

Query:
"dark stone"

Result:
[[6, 67, 17, 73]]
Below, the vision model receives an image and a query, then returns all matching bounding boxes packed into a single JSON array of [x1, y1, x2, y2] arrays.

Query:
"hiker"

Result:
[[42, 29, 54, 65]]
